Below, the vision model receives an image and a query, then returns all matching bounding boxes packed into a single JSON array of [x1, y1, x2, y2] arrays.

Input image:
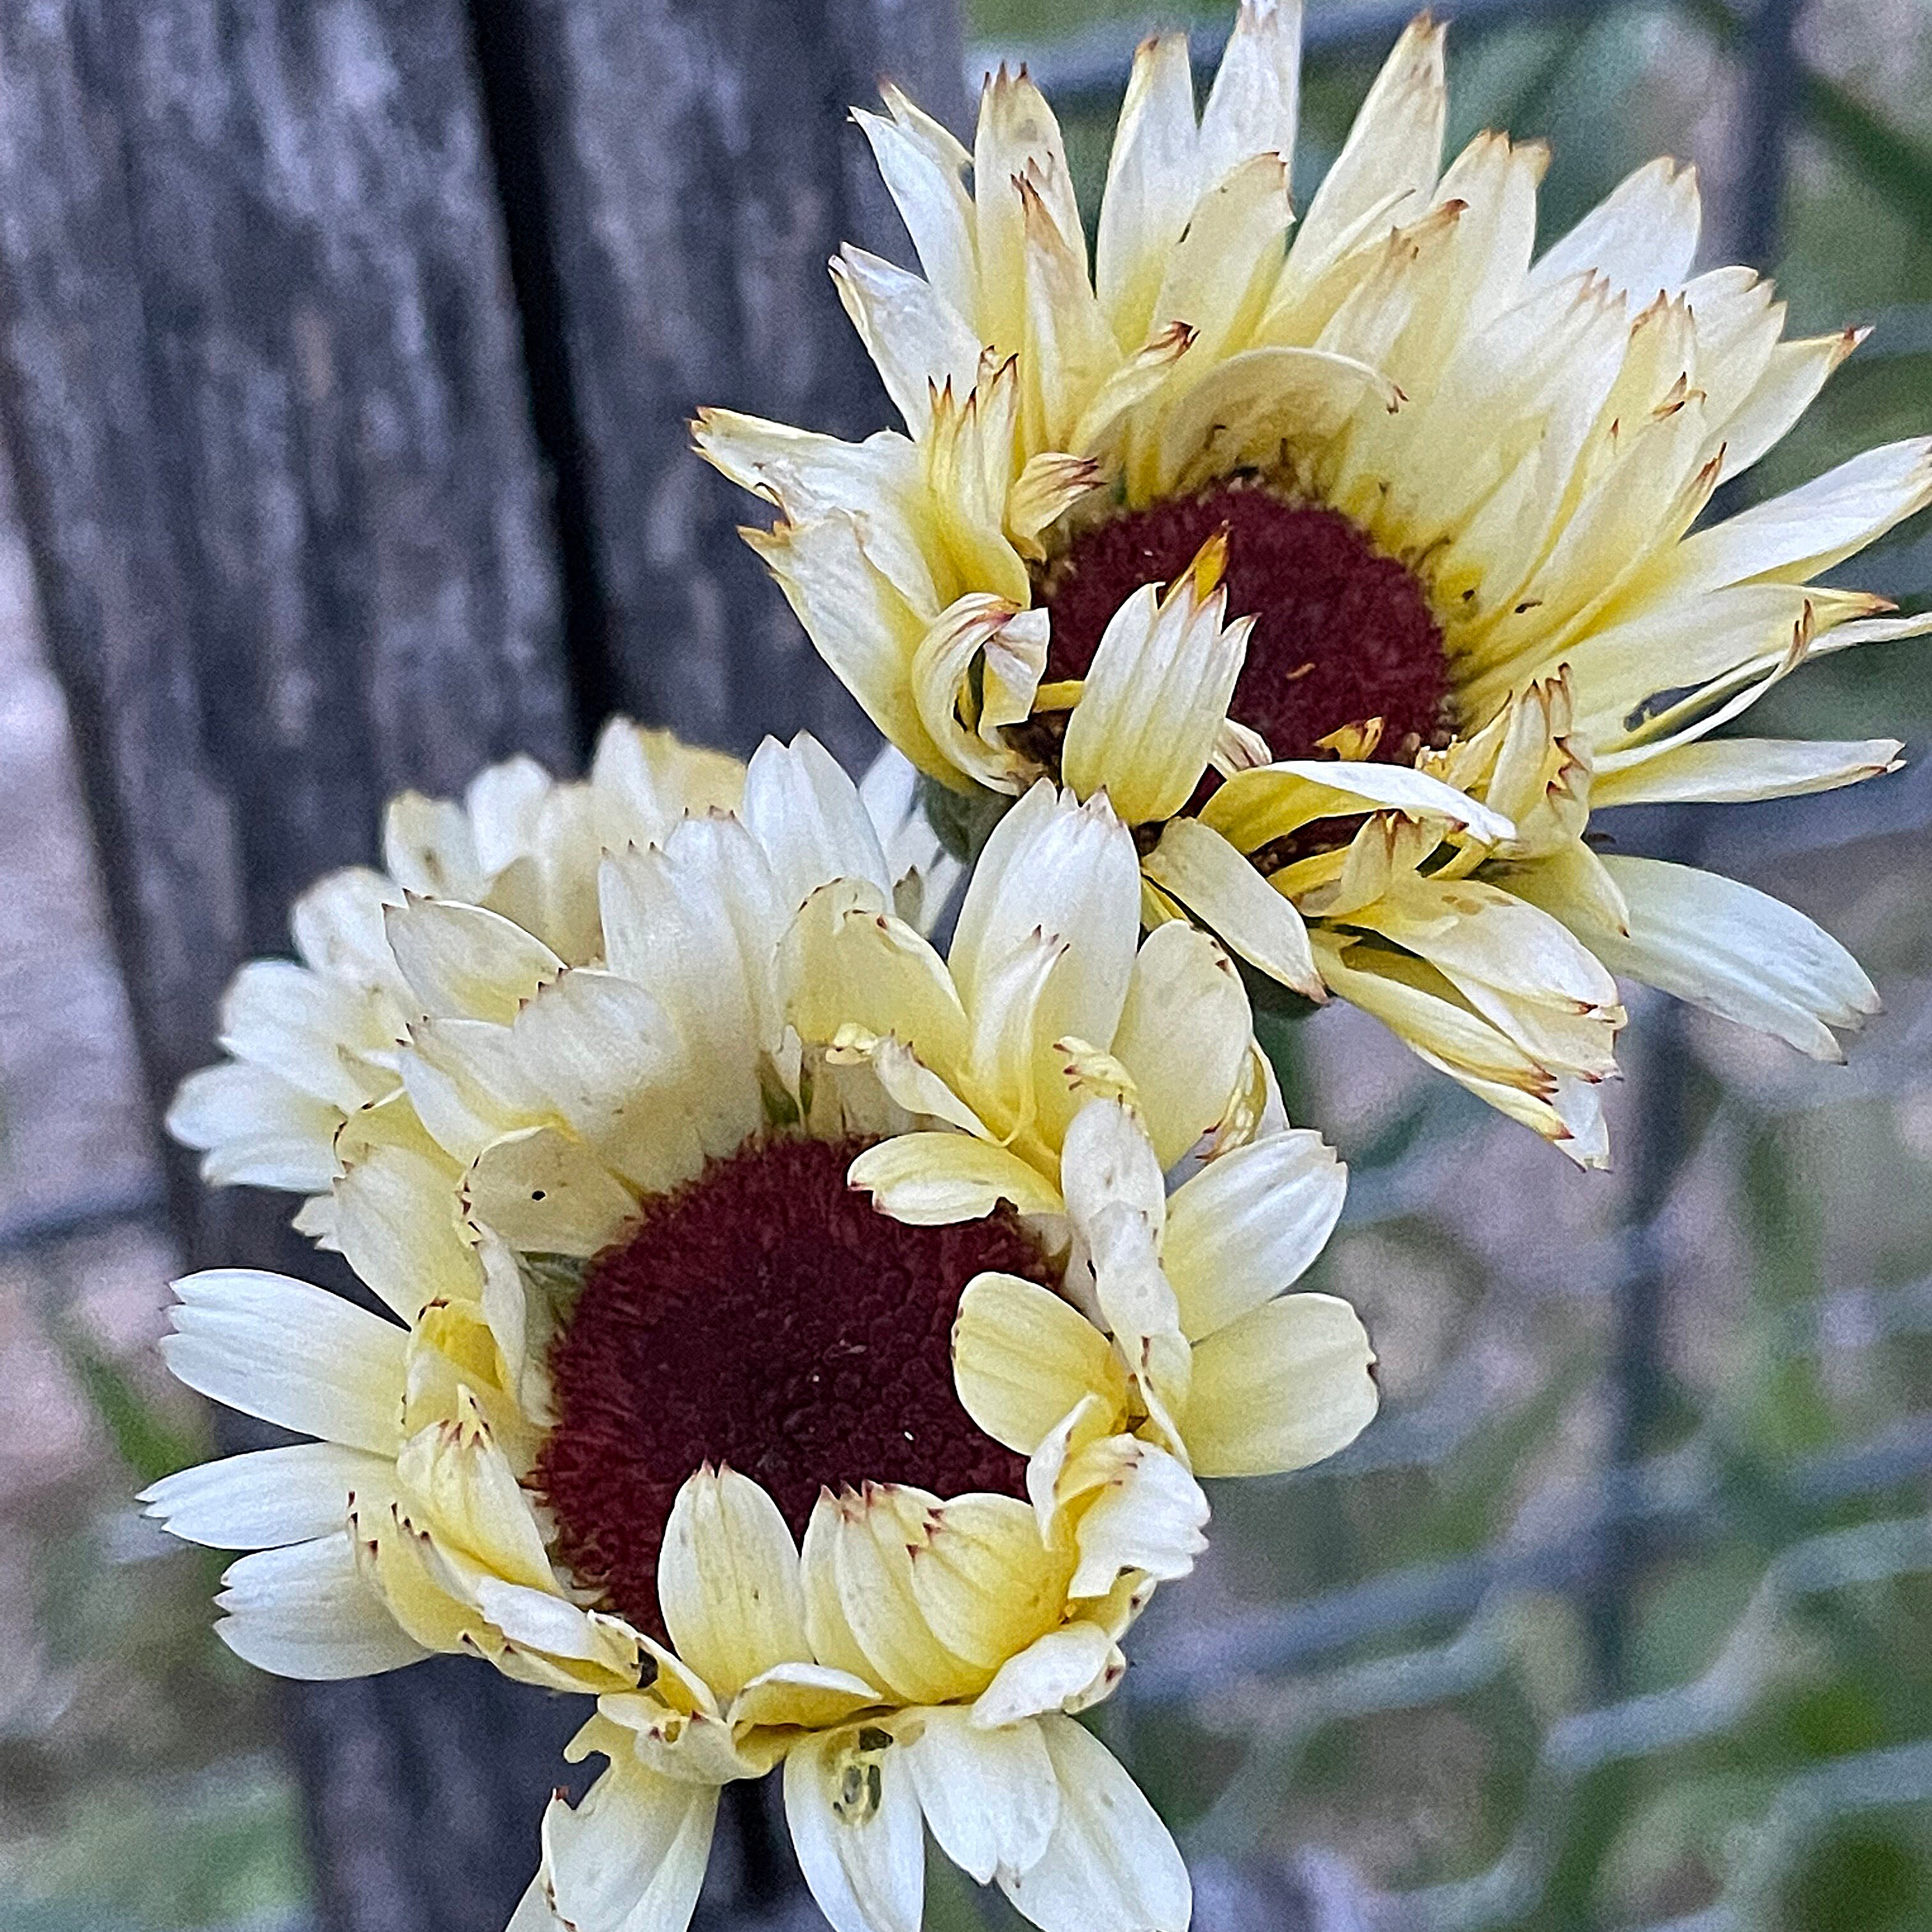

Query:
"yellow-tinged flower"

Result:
[[147, 733, 1375, 1932], [162, 725, 964, 1236], [165, 719, 745, 1221], [697, 2, 1929, 1165]]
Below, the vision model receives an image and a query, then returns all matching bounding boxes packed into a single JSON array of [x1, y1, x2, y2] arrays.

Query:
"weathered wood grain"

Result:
[[0, 4, 580, 1929], [0, 0, 969, 1925], [473, 0, 970, 767]]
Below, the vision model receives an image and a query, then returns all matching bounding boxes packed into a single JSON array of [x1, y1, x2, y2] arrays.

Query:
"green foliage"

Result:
[[49, 1312, 206, 1489], [1780, 1827, 1929, 1932]]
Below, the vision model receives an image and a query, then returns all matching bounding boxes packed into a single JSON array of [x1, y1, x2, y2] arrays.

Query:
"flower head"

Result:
[[147, 733, 1375, 1932], [164, 719, 745, 1222], [698, 4, 1928, 1163]]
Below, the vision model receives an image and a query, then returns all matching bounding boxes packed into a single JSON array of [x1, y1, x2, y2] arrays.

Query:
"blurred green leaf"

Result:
[[1780, 1824, 1929, 1932], [49, 1312, 204, 1488]]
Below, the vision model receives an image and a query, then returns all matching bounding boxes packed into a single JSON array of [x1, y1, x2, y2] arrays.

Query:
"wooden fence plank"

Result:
[[0, 5, 581, 1929], [0, 0, 969, 1924], [473, 0, 970, 767]]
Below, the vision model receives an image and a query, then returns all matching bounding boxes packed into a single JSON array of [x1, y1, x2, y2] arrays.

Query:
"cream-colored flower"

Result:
[[164, 719, 745, 1222], [148, 733, 1375, 1932], [698, 2, 1929, 1164], [141, 1235, 645, 1692]]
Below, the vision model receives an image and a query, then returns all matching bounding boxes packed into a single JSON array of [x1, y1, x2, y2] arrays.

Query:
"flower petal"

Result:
[[1156, 346, 1397, 497], [1062, 1436, 1208, 1598], [1146, 153, 1289, 384], [215, 959, 398, 1111], [785, 1724, 926, 1932], [598, 816, 783, 1154], [394, 1388, 556, 1593], [801, 1487, 981, 1705], [1096, 32, 1202, 347], [1719, 327, 1863, 480], [1060, 568, 1249, 826], [972, 1621, 1120, 1730], [744, 507, 952, 781], [332, 1135, 476, 1322], [951, 782, 1143, 1079], [832, 244, 982, 436], [383, 793, 484, 901], [464, 1125, 638, 1259], [731, 1662, 882, 1731], [1141, 817, 1322, 999], [1287, 13, 1445, 282], [503, 970, 702, 1192], [858, 744, 965, 935], [161, 1271, 406, 1455], [997, 1713, 1190, 1932], [1109, 921, 1253, 1168], [383, 897, 563, 1023], [658, 1467, 811, 1703], [788, 878, 971, 1076], [1532, 854, 1881, 1061], [1310, 931, 1555, 1090], [215, 1533, 428, 1680], [1184, 1292, 1378, 1477], [848, 1132, 1063, 1225], [541, 1730, 719, 1932], [905, 1706, 1060, 1886], [1591, 736, 1904, 808], [743, 731, 895, 912], [854, 84, 977, 321], [1162, 1130, 1346, 1340], [166, 1059, 344, 1193], [1361, 870, 1621, 1016], [953, 1272, 1129, 1455], [142, 1441, 388, 1550], [1196, 0, 1303, 192], [1653, 438, 1932, 596], [1199, 760, 1515, 852], [900, 1493, 1072, 1673], [1531, 155, 1700, 299]]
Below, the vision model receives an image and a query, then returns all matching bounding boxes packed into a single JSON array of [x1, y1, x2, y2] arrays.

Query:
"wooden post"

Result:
[[0, 6, 583, 1928], [0, 0, 964, 1927], [468, 0, 971, 767]]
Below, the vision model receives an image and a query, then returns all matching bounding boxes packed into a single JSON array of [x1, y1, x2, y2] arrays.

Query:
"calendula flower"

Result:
[[164, 719, 744, 1224], [162, 726, 966, 1237], [697, 2, 1929, 1163], [146, 734, 1375, 1932]]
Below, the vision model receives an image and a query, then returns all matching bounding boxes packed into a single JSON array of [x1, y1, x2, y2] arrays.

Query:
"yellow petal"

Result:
[[953, 1272, 1130, 1455], [464, 1124, 636, 1259], [1142, 817, 1322, 999], [1184, 1292, 1378, 1476], [1162, 1130, 1346, 1340], [659, 1467, 812, 1703], [800, 1487, 981, 1705], [848, 1131, 1062, 1225], [1110, 921, 1253, 1167], [730, 1661, 882, 1731], [393, 1388, 555, 1593], [1060, 567, 1248, 825], [383, 897, 562, 1023], [902, 1706, 1059, 1886]]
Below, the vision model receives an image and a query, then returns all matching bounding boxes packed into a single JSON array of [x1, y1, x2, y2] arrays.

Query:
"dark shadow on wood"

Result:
[[458, 0, 969, 768], [467, 0, 622, 755]]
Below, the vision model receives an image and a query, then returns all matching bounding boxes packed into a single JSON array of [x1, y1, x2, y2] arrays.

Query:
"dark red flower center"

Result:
[[537, 1134, 1050, 1636], [1036, 483, 1453, 783]]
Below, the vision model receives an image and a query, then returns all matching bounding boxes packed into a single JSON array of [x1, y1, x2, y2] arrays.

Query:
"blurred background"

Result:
[[1, 1, 1929, 1929]]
